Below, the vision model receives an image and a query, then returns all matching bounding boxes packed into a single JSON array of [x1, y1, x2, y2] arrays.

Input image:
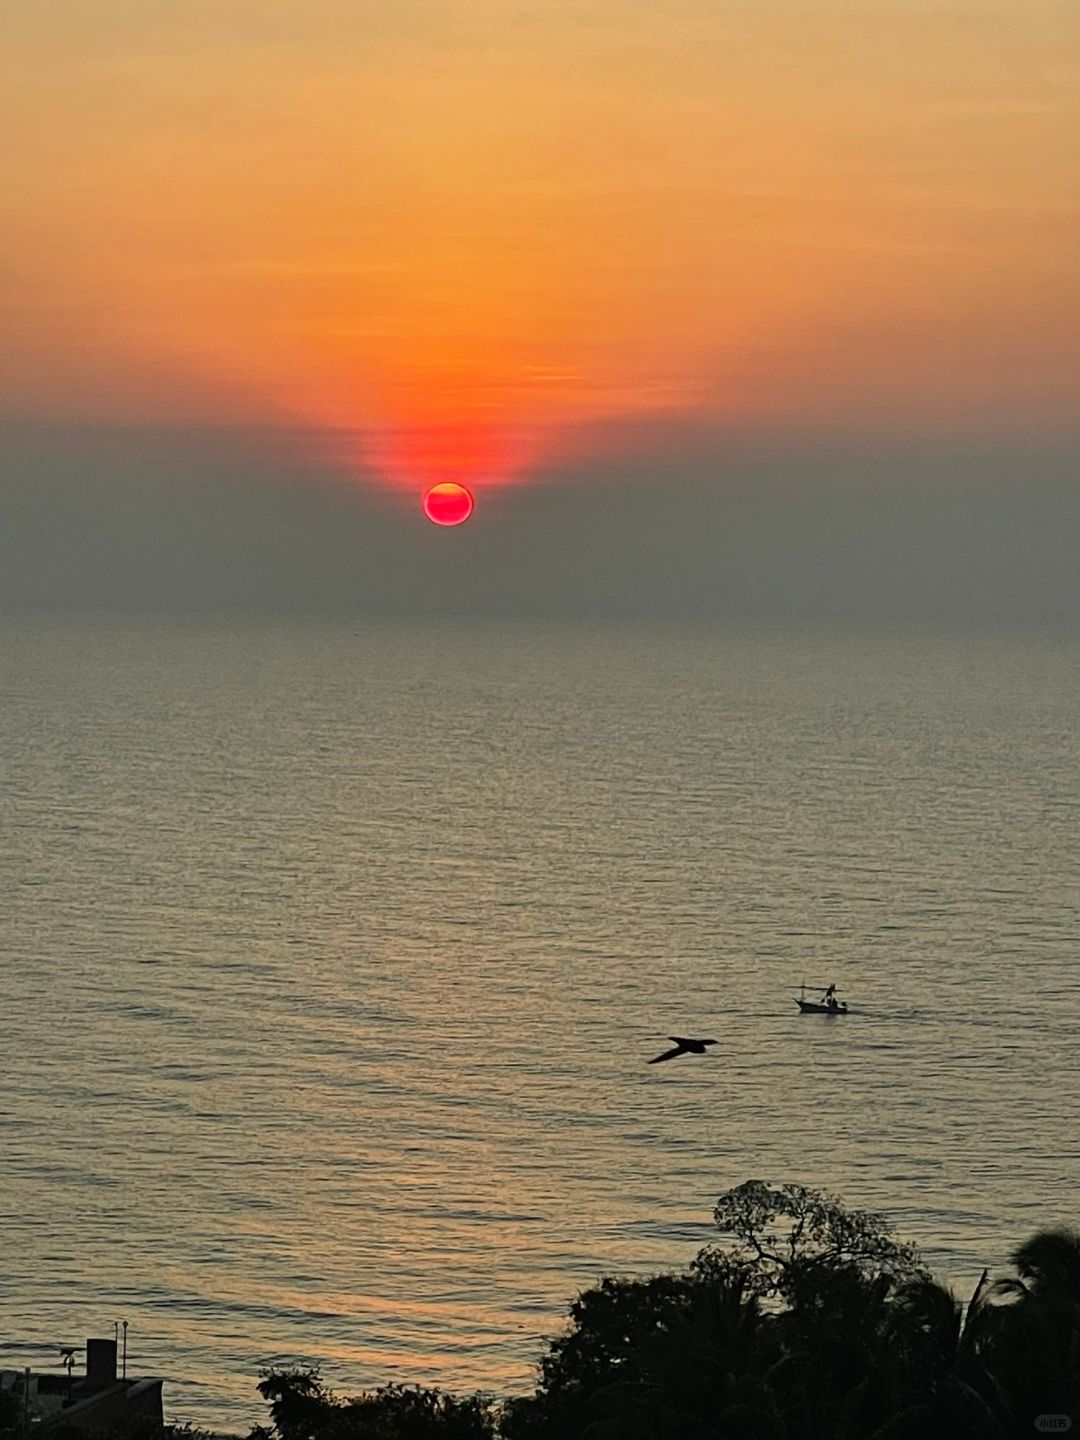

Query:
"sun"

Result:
[[422, 482, 474, 526]]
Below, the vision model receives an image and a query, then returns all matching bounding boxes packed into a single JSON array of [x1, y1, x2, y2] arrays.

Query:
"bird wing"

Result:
[[648, 1044, 688, 1064], [669, 1036, 695, 1045]]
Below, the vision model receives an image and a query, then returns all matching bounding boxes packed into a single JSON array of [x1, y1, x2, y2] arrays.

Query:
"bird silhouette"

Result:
[[647, 1036, 719, 1064]]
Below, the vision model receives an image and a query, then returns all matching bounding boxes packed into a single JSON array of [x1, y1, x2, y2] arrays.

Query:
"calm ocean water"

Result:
[[3, 619, 1079, 1429]]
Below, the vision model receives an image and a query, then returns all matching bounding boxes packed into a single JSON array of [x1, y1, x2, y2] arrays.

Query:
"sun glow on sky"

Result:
[[3, 0, 1079, 493]]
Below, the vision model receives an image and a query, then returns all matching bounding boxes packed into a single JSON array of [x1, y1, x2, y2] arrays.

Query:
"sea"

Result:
[[2, 618, 1078, 1430]]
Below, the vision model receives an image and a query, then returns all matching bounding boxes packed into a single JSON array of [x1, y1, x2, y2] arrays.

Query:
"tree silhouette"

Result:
[[254, 1369, 497, 1440], [241, 1192, 1079, 1440], [988, 1227, 1080, 1434], [702, 1181, 926, 1302]]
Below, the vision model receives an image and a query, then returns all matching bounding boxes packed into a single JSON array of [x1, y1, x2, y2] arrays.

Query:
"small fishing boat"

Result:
[[794, 983, 849, 1014]]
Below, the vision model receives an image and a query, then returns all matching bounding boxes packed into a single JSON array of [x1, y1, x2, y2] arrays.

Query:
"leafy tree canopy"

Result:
[[254, 1368, 497, 1440], [696, 1180, 927, 1302]]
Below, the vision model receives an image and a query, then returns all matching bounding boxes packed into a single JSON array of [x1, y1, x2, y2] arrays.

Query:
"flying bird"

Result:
[[647, 1036, 719, 1064]]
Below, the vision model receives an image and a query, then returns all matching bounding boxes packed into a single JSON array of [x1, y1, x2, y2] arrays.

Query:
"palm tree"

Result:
[[1010, 1229, 1080, 1307], [988, 1228, 1080, 1433], [879, 1271, 1007, 1438]]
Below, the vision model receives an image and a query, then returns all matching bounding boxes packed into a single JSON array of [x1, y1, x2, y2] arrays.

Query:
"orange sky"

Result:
[[4, 0, 1079, 490]]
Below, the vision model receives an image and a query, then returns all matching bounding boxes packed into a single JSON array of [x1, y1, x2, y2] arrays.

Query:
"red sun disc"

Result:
[[422, 482, 474, 526]]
